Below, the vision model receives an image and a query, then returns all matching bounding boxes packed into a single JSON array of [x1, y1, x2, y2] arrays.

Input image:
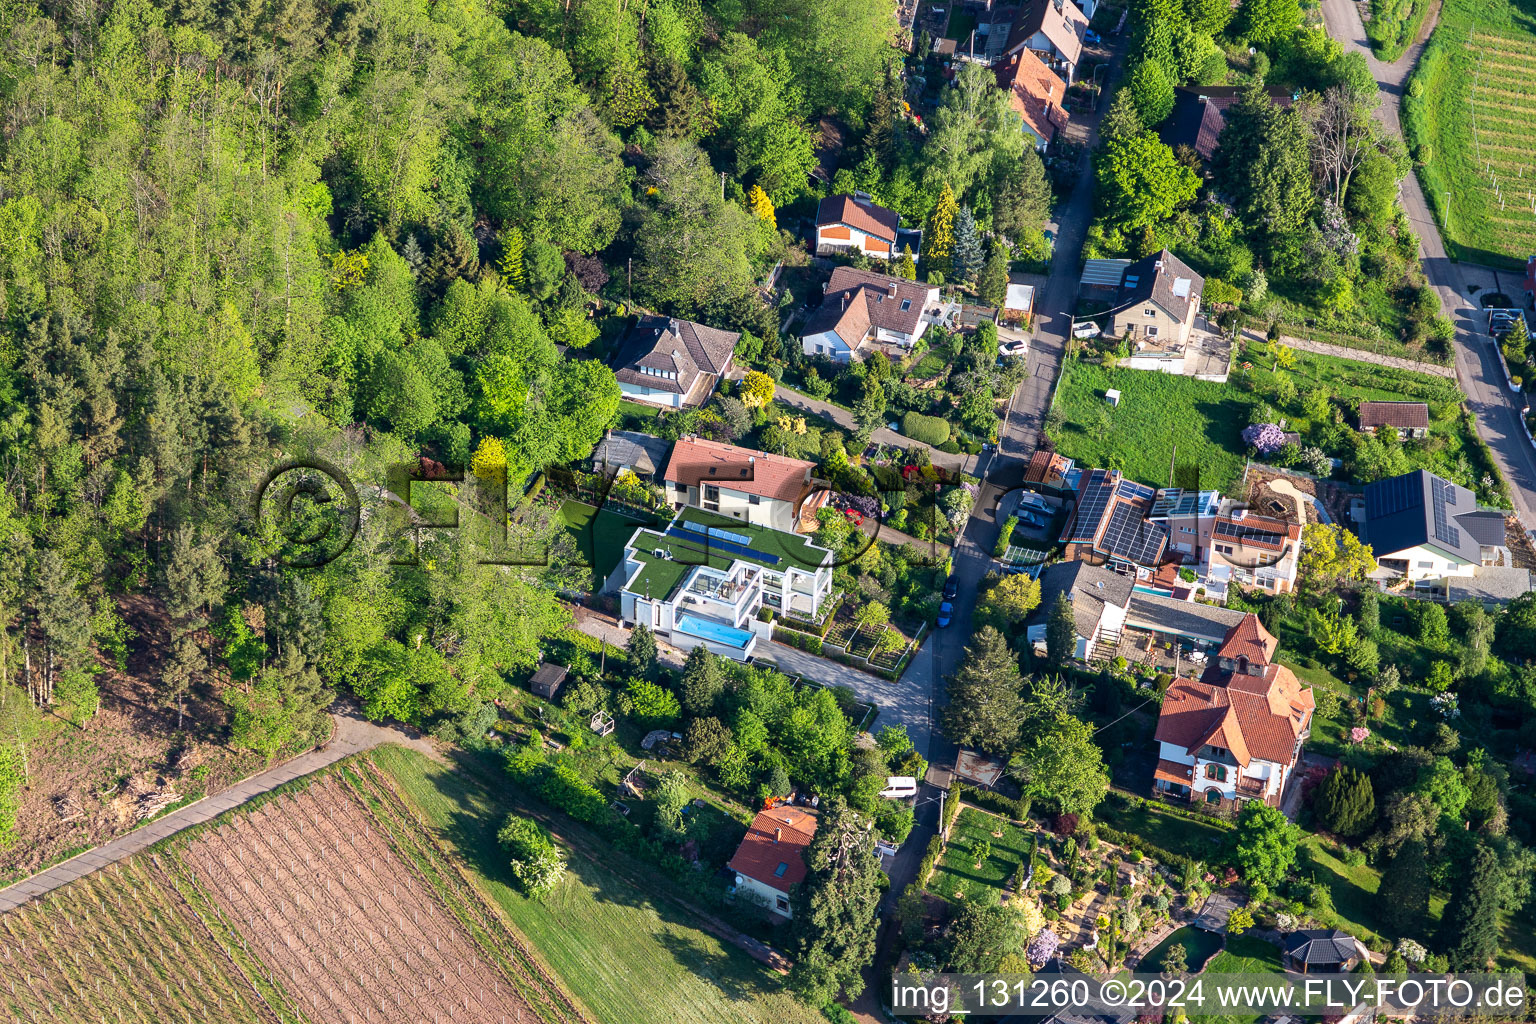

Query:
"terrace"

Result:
[[620, 508, 828, 603]]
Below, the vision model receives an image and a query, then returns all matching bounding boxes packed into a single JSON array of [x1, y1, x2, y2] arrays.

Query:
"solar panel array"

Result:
[[1068, 471, 1115, 542], [1103, 502, 1167, 565], [1431, 477, 1461, 549], [1214, 519, 1285, 548], [677, 519, 753, 547], [667, 521, 783, 565]]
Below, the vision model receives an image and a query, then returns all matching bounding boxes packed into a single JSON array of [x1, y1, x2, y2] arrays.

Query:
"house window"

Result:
[[1417, 560, 1434, 568], [748, 494, 760, 505], [900, 299, 912, 311], [1206, 764, 1227, 782], [705, 485, 720, 502], [1146, 326, 1159, 337], [776, 896, 791, 913], [1208, 745, 1227, 757], [1205, 789, 1222, 804], [774, 862, 789, 877], [1144, 307, 1156, 317]]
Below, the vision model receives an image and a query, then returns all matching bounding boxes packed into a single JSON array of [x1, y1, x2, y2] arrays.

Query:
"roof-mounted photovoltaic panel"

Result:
[[677, 519, 754, 547], [1431, 477, 1461, 548], [1214, 519, 1285, 549], [1068, 471, 1116, 542], [666, 522, 782, 565], [1103, 502, 1166, 564]]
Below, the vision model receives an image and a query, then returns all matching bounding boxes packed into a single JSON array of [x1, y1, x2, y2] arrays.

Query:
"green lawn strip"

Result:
[[369, 744, 822, 1024], [1141, 925, 1224, 973], [928, 807, 1032, 904], [557, 499, 659, 587], [1186, 935, 1287, 1024], [1093, 796, 1232, 862]]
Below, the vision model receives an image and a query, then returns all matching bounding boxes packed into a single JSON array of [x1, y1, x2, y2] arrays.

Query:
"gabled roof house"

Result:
[[996, 47, 1070, 150], [1153, 614, 1313, 810], [614, 314, 739, 409], [1357, 401, 1430, 439], [729, 805, 818, 917], [1104, 250, 1204, 348], [800, 267, 941, 363], [1362, 469, 1508, 582], [1002, 0, 1088, 84], [815, 193, 909, 261], [1058, 468, 1169, 571], [663, 435, 829, 534], [1159, 87, 1295, 163]]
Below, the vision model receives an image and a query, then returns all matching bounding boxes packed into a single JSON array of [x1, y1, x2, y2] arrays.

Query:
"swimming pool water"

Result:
[[676, 614, 753, 649]]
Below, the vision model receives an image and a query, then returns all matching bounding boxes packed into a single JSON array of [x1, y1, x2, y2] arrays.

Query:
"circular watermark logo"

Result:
[[253, 458, 361, 568]]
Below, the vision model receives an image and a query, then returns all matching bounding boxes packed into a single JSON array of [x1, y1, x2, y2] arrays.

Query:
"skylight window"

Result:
[[774, 862, 789, 877]]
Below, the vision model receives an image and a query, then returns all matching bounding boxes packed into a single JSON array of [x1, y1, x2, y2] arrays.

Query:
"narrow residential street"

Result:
[[1319, 0, 1536, 527]]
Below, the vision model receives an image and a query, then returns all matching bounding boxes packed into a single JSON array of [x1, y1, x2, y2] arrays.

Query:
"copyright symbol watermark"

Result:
[[253, 458, 361, 568]]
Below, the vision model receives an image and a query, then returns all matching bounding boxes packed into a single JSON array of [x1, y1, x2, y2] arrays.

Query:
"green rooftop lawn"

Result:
[[558, 500, 662, 586], [621, 508, 827, 601]]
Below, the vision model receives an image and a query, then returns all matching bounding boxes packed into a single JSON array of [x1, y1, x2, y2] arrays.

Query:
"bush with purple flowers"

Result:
[[1242, 423, 1287, 455]]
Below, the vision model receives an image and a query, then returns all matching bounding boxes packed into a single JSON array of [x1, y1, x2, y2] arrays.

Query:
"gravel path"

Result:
[[0, 707, 436, 913]]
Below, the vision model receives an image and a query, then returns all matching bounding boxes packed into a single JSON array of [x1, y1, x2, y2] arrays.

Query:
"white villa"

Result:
[[604, 508, 835, 661]]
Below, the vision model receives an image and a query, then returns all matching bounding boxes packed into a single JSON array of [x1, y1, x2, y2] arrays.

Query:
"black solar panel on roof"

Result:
[[1214, 519, 1284, 546], [1103, 502, 1166, 564], [1431, 476, 1460, 548], [1367, 471, 1423, 517], [1070, 472, 1115, 542]]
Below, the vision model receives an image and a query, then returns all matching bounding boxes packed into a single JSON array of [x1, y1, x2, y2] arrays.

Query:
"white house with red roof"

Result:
[[996, 47, 1070, 150], [800, 266, 944, 362], [729, 805, 818, 917], [814, 193, 908, 261], [663, 435, 829, 533], [1152, 614, 1314, 811]]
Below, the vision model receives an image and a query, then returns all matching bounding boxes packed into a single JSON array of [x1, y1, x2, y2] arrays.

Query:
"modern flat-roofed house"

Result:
[[613, 314, 739, 409], [663, 435, 828, 533], [605, 508, 835, 660], [1059, 468, 1169, 572], [800, 267, 942, 362], [1104, 250, 1204, 347], [1000, 0, 1088, 84], [729, 805, 818, 917], [1362, 469, 1508, 582], [996, 47, 1069, 150], [1357, 401, 1430, 440], [1153, 614, 1313, 810], [814, 193, 907, 261]]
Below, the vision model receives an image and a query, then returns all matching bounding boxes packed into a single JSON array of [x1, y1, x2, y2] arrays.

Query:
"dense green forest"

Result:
[[0, 0, 926, 756]]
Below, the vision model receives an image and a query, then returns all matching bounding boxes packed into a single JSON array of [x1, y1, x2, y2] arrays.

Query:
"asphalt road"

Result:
[[1319, 0, 1536, 527]]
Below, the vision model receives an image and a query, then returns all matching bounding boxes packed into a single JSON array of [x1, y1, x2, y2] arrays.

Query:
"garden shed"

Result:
[[529, 662, 568, 700]]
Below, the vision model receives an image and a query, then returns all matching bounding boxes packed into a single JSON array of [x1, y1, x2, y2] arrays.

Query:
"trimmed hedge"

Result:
[[968, 789, 1031, 822], [903, 411, 951, 447], [993, 515, 1018, 557]]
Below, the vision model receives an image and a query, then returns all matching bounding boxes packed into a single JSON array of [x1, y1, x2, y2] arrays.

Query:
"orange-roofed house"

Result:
[[815, 193, 908, 262], [729, 805, 818, 917], [1152, 613, 1313, 811], [996, 47, 1070, 151], [663, 435, 830, 533], [800, 266, 943, 363]]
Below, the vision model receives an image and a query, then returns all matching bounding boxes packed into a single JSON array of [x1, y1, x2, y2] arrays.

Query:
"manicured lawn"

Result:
[[370, 745, 823, 1024], [1094, 794, 1232, 862], [1050, 361, 1251, 491], [929, 807, 1034, 904], [1141, 925, 1224, 973], [1187, 935, 1287, 1024], [557, 500, 661, 586]]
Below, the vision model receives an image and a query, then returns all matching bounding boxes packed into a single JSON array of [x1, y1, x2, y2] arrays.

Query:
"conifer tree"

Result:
[[498, 227, 527, 288], [1315, 764, 1376, 837], [1436, 844, 1503, 971], [925, 183, 957, 277], [1046, 592, 1077, 666], [940, 626, 1024, 752], [678, 645, 723, 715], [977, 238, 1009, 306], [950, 205, 983, 284], [1379, 839, 1431, 939], [747, 185, 777, 229], [790, 798, 882, 1004], [896, 245, 917, 280]]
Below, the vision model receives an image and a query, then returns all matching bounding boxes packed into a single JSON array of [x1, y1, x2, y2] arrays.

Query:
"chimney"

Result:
[[773, 828, 782, 843], [889, 282, 898, 297]]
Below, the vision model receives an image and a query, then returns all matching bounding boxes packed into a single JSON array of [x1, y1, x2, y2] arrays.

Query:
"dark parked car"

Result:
[[942, 576, 959, 600]]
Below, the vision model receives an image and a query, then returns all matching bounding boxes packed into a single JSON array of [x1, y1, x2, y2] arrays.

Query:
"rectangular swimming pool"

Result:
[[1132, 584, 1173, 597], [676, 614, 753, 650]]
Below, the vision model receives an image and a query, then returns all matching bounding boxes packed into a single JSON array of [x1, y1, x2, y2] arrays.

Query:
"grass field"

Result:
[[928, 807, 1033, 903], [1094, 795, 1233, 861], [1406, 0, 1536, 266], [558, 500, 660, 586], [1187, 935, 1286, 1024], [370, 745, 824, 1024], [1051, 344, 1485, 494]]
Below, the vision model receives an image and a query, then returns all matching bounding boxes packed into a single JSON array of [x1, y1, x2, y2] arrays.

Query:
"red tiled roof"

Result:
[[1156, 677, 1251, 766], [1358, 401, 1430, 430], [729, 806, 818, 893], [1025, 449, 1072, 484], [816, 194, 899, 243], [1216, 614, 1279, 665], [664, 436, 818, 505], [996, 48, 1069, 144], [1158, 661, 1313, 768], [1153, 758, 1194, 787]]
